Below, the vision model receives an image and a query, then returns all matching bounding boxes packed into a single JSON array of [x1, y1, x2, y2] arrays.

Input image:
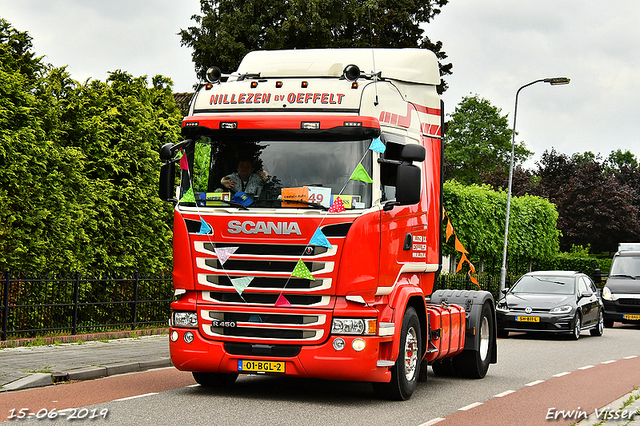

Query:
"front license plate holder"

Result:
[[516, 316, 540, 322], [238, 360, 286, 374]]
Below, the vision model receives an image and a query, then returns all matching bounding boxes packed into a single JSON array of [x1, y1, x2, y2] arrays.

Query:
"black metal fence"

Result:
[[1, 270, 173, 341], [436, 273, 520, 302]]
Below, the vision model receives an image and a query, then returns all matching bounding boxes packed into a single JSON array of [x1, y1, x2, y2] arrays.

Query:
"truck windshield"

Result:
[[181, 136, 373, 210]]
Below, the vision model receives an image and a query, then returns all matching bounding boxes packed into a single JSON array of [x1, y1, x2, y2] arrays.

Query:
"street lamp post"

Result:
[[499, 77, 570, 294]]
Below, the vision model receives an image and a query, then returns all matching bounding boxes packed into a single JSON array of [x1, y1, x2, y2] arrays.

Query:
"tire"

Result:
[[454, 302, 494, 379], [590, 310, 604, 336], [570, 314, 581, 340], [373, 307, 422, 401], [604, 317, 614, 328], [192, 372, 238, 389], [497, 328, 509, 338]]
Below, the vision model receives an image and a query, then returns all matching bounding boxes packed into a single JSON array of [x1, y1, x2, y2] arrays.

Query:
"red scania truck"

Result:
[[159, 48, 497, 400]]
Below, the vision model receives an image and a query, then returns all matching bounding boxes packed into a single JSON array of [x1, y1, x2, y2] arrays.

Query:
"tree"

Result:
[[444, 94, 532, 185], [532, 149, 640, 253], [0, 19, 183, 275], [180, 0, 452, 91]]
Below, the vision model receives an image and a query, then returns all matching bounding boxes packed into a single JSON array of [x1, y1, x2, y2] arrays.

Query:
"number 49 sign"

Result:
[[307, 186, 331, 208]]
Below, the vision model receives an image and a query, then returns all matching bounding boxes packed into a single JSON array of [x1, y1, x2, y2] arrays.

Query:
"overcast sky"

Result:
[[2, 0, 638, 169]]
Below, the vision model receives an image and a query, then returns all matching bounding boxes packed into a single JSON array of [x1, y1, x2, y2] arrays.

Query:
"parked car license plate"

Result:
[[623, 314, 640, 320], [516, 316, 540, 322], [238, 360, 285, 373]]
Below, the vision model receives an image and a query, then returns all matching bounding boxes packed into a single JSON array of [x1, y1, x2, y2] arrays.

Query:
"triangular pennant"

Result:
[[179, 152, 189, 170], [454, 236, 468, 254], [469, 273, 479, 286], [292, 259, 314, 280], [446, 219, 454, 242], [180, 187, 195, 203], [230, 276, 253, 295], [214, 246, 238, 265], [369, 137, 386, 153], [328, 196, 346, 213], [248, 315, 263, 322], [197, 218, 212, 235], [309, 228, 333, 249], [456, 253, 468, 273], [349, 163, 374, 183], [275, 294, 291, 307]]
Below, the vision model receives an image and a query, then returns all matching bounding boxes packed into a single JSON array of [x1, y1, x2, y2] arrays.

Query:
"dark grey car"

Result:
[[602, 248, 640, 327], [496, 271, 604, 340]]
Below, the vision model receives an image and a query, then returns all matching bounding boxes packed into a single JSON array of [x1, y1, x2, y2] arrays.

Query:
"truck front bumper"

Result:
[[169, 327, 393, 383]]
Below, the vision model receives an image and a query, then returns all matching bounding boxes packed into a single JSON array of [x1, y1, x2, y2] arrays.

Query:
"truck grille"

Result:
[[201, 309, 327, 342], [193, 235, 338, 343]]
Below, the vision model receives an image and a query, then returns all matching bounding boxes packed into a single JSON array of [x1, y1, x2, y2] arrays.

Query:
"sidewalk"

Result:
[[0, 333, 171, 392]]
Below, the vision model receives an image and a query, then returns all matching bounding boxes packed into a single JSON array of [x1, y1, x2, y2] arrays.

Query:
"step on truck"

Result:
[[159, 48, 497, 400]]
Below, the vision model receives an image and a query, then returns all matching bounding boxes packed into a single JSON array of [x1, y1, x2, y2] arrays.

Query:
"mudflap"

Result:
[[430, 289, 498, 365]]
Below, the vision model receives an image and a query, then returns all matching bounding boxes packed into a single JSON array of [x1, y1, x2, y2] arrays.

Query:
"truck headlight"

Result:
[[172, 311, 198, 328], [602, 287, 613, 301], [550, 305, 573, 314], [331, 318, 376, 335]]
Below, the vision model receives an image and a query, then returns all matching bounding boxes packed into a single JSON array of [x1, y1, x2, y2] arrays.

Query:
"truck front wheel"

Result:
[[454, 302, 494, 379], [373, 307, 422, 400], [192, 372, 238, 389]]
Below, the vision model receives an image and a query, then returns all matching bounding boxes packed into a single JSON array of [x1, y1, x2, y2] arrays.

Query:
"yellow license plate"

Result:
[[516, 316, 540, 322], [238, 360, 285, 373], [623, 314, 640, 320]]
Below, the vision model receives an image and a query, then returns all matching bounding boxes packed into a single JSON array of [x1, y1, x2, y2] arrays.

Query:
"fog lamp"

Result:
[[170, 330, 179, 342], [184, 331, 195, 344], [352, 338, 366, 352], [333, 338, 346, 351]]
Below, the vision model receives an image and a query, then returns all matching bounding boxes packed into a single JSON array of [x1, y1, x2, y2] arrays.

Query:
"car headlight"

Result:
[[331, 318, 377, 335], [172, 311, 199, 328], [602, 286, 613, 300], [496, 301, 509, 313], [550, 305, 573, 314]]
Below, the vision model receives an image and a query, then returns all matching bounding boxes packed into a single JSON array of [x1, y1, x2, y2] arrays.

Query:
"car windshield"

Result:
[[510, 276, 575, 295], [180, 136, 373, 210], [609, 256, 640, 278]]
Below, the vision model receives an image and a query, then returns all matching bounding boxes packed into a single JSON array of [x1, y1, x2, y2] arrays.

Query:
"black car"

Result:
[[601, 247, 640, 327], [496, 271, 604, 339]]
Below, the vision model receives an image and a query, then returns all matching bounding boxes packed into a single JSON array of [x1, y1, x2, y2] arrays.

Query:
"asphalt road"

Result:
[[3, 325, 640, 425]]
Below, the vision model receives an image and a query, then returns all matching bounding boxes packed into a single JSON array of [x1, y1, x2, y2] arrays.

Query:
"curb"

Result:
[[0, 328, 170, 349], [1, 358, 172, 392]]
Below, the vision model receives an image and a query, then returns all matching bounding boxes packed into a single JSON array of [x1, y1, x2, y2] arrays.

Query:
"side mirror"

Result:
[[400, 144, 426, 162], [395, 164, 421, 205], [159, 161, 176, 201], [579, 291, 593, 299]]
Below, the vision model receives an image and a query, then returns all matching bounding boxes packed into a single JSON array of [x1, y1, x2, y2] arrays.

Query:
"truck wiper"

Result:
[[287, 199, 329, 210], [220, 200, 249, 210]]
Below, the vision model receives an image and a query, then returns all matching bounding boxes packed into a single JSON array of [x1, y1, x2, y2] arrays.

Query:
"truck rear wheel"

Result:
[[373, 307, 422, 400], [454, 302, 494, 379], [192, 372, 238, 389]]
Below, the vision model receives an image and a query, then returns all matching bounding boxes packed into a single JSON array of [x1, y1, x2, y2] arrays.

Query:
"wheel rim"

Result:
[[574, 316, 581, 338], [598, 312, 604, 334], [404, 326, 419, 381], [479, 315, 490, 361]]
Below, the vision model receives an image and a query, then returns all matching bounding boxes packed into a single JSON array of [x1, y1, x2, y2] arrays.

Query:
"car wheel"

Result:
[[373, 306, 422, 400], [590, 310, 604, 336], [570, 314, 581, 340], [604, 317, 614, 328]]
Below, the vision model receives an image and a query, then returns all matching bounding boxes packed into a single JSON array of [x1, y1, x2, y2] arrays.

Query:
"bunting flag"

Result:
[[230, 276, 253, 295], [248, 314, 263, 322], [445, 218, 454, 242], [275, 294, 291, 307], [197, 218, 213, 235], [369, 137, 386, 153], [456, 253, 469, 273], [180, 187, 195, 203], [328, 196, 346, 213], [455, 236, 469, 254], [214, 246, 238, 265], [292, 259, 314, 280], [349, 163, 374, 183], [179, 152, 189, 170], [309, 228, 333, 249]]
